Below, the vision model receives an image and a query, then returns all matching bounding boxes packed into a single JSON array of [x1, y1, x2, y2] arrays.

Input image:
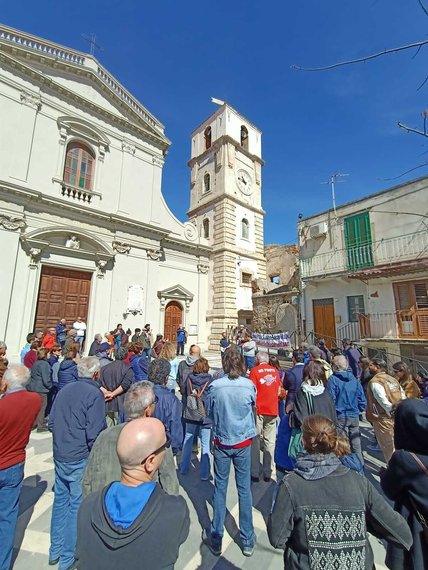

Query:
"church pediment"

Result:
[[157, 285, 194, 301], [0, 25, 170, 148]]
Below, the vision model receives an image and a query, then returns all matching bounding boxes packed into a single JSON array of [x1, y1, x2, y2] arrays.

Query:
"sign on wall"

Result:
[[127, 284, 144, 315]]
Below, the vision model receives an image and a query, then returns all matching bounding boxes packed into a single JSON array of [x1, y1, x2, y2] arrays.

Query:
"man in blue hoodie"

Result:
[[327, 355, 367, 464]]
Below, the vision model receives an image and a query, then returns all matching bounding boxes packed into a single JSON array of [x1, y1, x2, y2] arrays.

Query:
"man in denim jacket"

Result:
[[204, 349, 257, 558]]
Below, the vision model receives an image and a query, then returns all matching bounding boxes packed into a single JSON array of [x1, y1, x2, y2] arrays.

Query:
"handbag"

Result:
[[288, 391, 314, 459], [408, 452, 428, 544], [183, 379, 208, 422]]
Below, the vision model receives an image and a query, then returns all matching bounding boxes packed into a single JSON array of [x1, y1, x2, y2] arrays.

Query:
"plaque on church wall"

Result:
[[127, 284, 144, 314], [189, 324, 198, 335]]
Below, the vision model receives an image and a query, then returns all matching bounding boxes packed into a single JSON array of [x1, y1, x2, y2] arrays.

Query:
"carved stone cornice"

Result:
[[29, 247, 41, 268], [146, 249, 162, 261], [112, 241, 131, 255], [197, 263, 209, 274], [0, 214, 26, 231], [122, 141, 136, 155], [183, 222, 198, 242], [96, 259, 107, 278], [20, 91, 42, 111], [152, 156, 164, 167]]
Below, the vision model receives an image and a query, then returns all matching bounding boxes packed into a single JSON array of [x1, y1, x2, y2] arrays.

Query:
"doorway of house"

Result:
[[164, 301, 183, 343], [34, 266, 92, 337], [313, 298, 336, 348]]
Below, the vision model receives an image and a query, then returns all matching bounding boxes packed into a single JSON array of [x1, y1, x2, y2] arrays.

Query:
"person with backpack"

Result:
[[180, 357, 213, 480]]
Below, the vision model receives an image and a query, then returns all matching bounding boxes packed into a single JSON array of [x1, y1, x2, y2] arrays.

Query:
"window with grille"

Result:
[[63, 142, 95, 190], [241, 272, 252, 286], [347, 295, 365, 322]]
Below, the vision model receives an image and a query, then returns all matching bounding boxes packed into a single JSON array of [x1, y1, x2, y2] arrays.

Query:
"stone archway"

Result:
[[276, 303, 297, 334]]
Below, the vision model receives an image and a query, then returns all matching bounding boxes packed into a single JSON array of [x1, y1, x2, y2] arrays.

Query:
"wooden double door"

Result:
[[34, 265, 92, 332], [164, 301, 183, 342], [313, 298, 336, 348]]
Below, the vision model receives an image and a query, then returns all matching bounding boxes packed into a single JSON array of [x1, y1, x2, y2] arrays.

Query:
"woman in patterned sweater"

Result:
[[268, 415, 412, 570]]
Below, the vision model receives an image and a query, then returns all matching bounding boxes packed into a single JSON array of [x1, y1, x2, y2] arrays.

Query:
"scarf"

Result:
[[294, 452, 341, 480]]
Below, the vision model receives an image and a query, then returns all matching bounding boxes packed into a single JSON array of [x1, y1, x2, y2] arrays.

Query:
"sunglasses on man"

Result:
[[140, 435, 171, 465]]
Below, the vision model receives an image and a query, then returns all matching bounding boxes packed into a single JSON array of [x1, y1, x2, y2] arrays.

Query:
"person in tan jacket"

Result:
[[366, 358, 405, 462]]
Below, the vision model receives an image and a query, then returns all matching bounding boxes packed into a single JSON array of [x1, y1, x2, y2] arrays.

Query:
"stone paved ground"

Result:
[[12, 420, 389, 570]]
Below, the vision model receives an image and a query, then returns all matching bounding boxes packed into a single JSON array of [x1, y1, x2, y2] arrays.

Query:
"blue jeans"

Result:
[[244, 356, 255, 371], [180, 423, 211, 480], [211, 444, 254, 548], [49, 458, 87, 570], [0, 462, 24, 570]]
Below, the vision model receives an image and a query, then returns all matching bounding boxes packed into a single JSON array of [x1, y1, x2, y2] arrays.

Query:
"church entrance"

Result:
[[34, 265, 92, 332], [164, 301, 182, 343]]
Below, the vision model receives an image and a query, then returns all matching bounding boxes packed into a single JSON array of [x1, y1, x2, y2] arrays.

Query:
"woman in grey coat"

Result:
[[27, 347, 52, 431], [268, 414, 412, 570]]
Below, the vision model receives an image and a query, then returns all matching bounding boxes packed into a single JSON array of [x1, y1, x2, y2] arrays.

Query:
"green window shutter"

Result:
[[344, 212, 374, 271]]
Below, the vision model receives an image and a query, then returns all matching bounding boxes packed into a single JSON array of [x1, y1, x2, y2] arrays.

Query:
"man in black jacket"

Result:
[[76, 417, 190, 570], [100, 346, 135, 425]]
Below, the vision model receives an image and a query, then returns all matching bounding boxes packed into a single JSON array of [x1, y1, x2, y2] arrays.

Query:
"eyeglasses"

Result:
[[140, 435, 171, 465]]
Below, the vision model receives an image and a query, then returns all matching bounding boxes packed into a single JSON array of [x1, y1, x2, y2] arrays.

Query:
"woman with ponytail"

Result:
[[268, 415, 412, 570]]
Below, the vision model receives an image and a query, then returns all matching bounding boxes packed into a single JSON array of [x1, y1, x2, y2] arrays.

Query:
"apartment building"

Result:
[[298, 176, 428, 366]]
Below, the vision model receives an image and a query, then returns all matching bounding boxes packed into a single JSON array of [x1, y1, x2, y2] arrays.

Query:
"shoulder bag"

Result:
[[408, 451, 428, 544], [183, 379, 209, 422]]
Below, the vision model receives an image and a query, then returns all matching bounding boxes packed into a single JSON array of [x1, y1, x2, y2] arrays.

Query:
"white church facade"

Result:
[[0, 25, 266, 358]]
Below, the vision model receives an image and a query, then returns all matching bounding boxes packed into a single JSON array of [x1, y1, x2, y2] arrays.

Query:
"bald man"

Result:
[[76, 418, 189, 569]]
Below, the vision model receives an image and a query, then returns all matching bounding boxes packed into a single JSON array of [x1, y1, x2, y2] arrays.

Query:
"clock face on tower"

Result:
[[236, 169, 253, 196]]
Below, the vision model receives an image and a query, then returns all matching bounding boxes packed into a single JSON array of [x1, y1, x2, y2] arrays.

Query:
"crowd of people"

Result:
[[1, 324, 428, 570]]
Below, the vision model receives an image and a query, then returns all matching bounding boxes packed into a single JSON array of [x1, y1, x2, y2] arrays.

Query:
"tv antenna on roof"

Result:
[[321, 172, 349, 218], [81, 33, 104, 56]]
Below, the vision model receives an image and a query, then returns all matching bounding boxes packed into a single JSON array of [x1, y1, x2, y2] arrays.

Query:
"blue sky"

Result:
[[3, 1, 427, 244]]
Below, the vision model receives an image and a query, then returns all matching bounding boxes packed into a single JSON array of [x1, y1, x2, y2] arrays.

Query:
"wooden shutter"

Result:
[[344, 212, 374, 271]]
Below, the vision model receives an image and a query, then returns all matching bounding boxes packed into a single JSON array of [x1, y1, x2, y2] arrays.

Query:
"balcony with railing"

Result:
[[358, 310, 428, 341], [300, 230, 428, 279]]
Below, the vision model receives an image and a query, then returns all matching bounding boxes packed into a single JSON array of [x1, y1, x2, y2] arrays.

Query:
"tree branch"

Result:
[[291, 39, 428, 71], [398, 122, 428, 137], [418, 0, 428, 17]]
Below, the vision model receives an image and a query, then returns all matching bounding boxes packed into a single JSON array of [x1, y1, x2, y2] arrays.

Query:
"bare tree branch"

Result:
[[418, 0, 428, 17], [417, 74, 428, 91], [398, 122, 428, 137], [382, 163, 428, 181], [291, 39, 428, 71]]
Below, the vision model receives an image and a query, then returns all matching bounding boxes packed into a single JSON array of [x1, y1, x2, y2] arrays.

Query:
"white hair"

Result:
[[77, 356, 100, 378], [4, 364, 30, 390], [333, 355, 348, 371], [257, 352, 269, 364]]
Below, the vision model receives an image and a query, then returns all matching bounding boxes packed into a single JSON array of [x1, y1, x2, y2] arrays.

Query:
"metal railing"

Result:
[[359, 311, 428, 340], [337, 321, 361, 343], [300, 230, 428, 278]]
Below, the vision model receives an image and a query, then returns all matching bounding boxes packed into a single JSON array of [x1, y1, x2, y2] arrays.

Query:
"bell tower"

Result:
[[188, 103, 266, 348]]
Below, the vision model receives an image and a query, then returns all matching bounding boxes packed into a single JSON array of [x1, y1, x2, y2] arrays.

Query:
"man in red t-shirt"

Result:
[[249, 352, 281, 482], [0, 364, 41, 570]]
